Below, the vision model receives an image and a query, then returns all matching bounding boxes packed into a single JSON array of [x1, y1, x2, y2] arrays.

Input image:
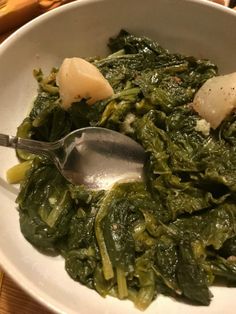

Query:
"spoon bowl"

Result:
[[1, 127, 146, 189]]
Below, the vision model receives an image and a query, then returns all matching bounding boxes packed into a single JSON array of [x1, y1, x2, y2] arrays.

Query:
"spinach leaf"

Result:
[[176, 241, 212, 305], [65, 248, 98, 288], [17, 159, 74, 253], [219, 236, 236, 258], [209, 256, 236, 283]]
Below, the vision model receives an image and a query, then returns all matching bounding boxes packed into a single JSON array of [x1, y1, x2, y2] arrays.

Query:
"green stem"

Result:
[[116, 267, 128, 299], [6, 160, 33, 184], [135, 286, 155, 311], [46, 190, 69, 228], [95, 191, 114, 280]]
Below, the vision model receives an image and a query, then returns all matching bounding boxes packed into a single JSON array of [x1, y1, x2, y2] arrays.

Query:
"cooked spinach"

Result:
[[14, 30, 236, 310]]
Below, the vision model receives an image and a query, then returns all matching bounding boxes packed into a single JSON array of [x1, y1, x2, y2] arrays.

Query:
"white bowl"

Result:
[[0, 0, 236, 313]]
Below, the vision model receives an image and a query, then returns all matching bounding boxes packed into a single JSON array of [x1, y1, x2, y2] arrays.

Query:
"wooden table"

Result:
[[0, 269, 53, 313]]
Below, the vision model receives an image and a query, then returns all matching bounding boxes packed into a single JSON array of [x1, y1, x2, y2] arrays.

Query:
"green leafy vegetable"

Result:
[[13, 30, 236, 310]]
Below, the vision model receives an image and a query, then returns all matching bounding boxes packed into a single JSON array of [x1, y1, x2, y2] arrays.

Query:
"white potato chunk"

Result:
[[57, 57, 114, 109], [193, 72, 236, 129]]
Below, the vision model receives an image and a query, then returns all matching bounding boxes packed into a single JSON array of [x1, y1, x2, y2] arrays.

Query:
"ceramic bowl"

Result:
[[0, 0, 236, 313]]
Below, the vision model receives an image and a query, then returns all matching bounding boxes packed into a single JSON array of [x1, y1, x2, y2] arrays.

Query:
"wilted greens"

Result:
[[14, 30, 236, 310]]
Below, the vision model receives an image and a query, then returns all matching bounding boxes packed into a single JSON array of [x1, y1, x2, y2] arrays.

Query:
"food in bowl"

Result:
[[7, 30, 236, 310]]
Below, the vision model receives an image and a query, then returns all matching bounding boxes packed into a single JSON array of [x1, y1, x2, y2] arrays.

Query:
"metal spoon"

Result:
[[0, 127, 145, 190]]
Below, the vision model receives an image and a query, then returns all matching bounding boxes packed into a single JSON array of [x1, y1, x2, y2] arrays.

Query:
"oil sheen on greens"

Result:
[[15, 31, 236, 310]]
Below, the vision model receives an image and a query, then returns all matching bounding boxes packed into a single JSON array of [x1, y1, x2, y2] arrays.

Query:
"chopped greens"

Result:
[[13, 30, 236, 310]]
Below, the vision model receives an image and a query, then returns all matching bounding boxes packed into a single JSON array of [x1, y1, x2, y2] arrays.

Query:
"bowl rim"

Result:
[[0, 0, 236, 313]]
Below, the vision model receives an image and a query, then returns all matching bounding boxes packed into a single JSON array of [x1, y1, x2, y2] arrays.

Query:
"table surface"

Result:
[[0, 1, 235, 313], [0, 269, 53, 314]]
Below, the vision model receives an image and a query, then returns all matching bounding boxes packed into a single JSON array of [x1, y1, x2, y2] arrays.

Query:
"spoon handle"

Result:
[[0, 134, 12, 147], [0, 133, 60, 158]]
